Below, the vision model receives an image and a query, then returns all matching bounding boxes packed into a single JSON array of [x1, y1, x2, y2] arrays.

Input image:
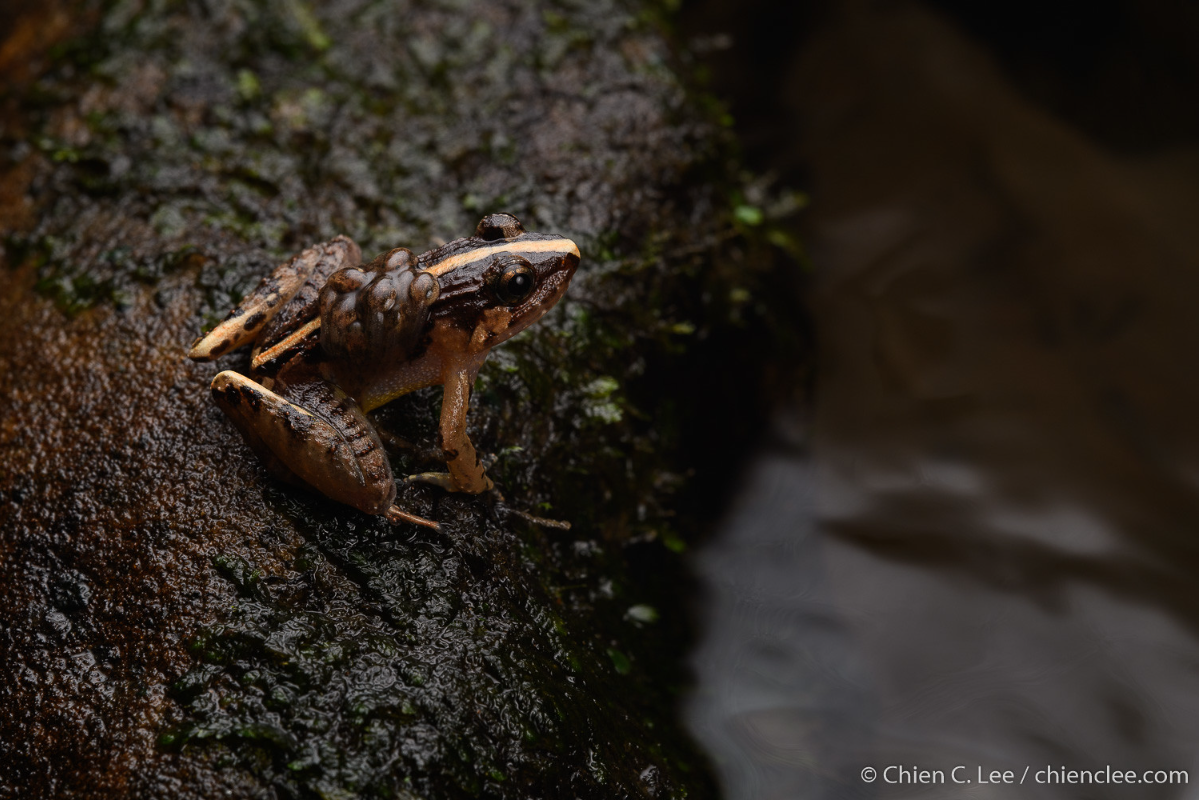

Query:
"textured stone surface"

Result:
[[0, 0, 798, 797]]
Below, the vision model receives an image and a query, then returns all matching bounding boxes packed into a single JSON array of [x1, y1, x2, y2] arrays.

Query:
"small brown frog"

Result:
[[188, 213, 580, 530]]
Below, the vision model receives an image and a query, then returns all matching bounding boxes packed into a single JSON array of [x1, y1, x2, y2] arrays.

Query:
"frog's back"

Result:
[[316, 247, 439, 369]]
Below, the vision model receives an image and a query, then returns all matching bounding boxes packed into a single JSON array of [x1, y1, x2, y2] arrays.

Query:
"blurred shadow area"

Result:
[[682, 1, 1199, 798]]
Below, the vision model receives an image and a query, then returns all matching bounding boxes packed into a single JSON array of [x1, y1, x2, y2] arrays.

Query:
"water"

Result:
[[686, 4, 1199, 798]]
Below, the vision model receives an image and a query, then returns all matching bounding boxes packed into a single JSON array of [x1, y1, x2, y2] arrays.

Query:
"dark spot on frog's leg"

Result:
[[240, 385, 262, 412], [215, 383, 241, 406], [211, 371, 240, 404], [349, 434, 377, 459], [279, 406, 313, 437], [243, 311, 266, 330], [210, 338, 234, 357]]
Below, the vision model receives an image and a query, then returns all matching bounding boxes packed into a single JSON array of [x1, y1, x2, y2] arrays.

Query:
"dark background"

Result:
[[681, 0, 1199, 798]]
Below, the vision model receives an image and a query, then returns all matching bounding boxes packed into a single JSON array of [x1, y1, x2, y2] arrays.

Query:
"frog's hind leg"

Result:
[[210, 370, 439, 530], [189, 236, 361, 361]]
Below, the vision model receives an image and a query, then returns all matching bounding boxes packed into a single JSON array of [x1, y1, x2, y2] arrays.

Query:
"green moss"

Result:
[[734, 204, 763, 226], [606, 647, 633, 675], [2, 0, 805, 796]]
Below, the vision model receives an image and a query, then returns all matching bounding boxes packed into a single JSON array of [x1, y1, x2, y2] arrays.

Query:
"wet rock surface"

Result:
[[0, 0, 795, 797]]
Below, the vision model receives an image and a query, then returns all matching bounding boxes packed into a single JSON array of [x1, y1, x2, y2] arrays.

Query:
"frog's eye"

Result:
[[495, 257, 536, 305], [476, 213, 525, 241]]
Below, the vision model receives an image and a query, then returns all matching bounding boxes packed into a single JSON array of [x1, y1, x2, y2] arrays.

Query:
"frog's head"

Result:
[[422, 213, 580, 352]]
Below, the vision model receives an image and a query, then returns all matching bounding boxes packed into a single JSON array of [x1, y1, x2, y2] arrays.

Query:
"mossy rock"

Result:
[[0, 0, 797, 797]]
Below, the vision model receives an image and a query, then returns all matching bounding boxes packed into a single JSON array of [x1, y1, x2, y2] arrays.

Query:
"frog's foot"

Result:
[[374, 427, 417, 453], [405, 471, 499, 496], [402, 473, 570, 529], [371, 426, 445, 462], [385, 504, 441, 531], [405, 469, 567, 529]]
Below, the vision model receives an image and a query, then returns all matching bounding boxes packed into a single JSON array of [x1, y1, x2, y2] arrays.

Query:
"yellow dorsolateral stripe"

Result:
[[423, 238, 580, 277]]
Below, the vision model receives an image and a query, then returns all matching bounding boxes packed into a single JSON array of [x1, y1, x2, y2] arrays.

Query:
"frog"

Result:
[[188, 213, 580, 531]]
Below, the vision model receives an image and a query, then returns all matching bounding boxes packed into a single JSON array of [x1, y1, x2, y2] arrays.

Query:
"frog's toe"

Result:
[[506, 507, 571, 530], [404, 472, 458, 491], [385, 504, 441, 531], [405, 471, 497, 494]]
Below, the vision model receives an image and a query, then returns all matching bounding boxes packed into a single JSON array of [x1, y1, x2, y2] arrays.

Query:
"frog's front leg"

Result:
[[409, 366, 494, 494], [210, 371, 439, 529]]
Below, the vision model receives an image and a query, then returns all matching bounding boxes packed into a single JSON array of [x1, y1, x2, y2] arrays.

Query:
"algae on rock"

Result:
[[0, 0, 794, 797]]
